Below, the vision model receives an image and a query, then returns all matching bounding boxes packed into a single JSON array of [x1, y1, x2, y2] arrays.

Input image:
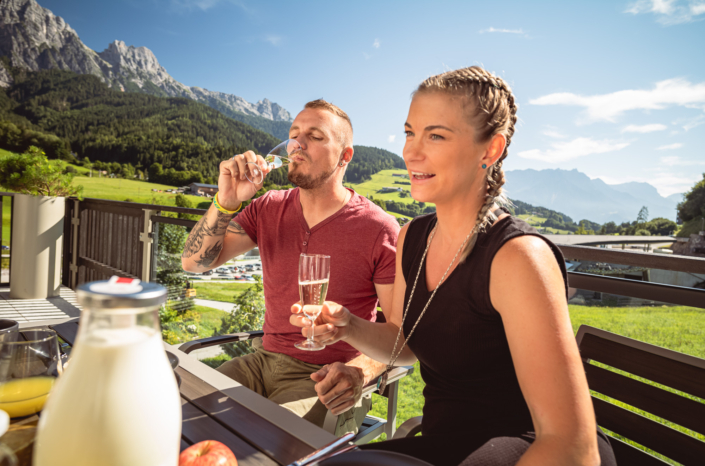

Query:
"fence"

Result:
[[0, 194, 698, 311]]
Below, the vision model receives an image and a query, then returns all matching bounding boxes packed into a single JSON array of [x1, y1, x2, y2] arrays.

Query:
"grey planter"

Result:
[[9, 194, 65, 299]]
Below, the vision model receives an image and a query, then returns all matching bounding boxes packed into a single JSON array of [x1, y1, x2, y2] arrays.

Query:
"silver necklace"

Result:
[[377, 222, 475, 392]]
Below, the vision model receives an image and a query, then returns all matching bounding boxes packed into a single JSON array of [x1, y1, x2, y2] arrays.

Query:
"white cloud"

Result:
[[373, 39, 381, 49], [682, 114, 705, 131], [388, 135, 396, 143], [656, 142, 683, 150], [661, 155, 705, 165], [264, 35, 281, 46], [478, 27, 525, 35], [362, 52, 371, 60], [517, 137, 629, 163], [543, 129, 567, 139], [621, 123, 667, 133], [624, 0, 705, 25], [530, 78, 705, 122]]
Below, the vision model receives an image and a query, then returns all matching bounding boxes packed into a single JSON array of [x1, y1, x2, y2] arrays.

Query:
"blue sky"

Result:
[[40, 0, 705, 197]]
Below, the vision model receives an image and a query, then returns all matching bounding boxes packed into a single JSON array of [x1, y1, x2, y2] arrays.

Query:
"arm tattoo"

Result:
[[194, 241, 224, 269], [227, 219, 248, 236], [182, 211, 233, 260]]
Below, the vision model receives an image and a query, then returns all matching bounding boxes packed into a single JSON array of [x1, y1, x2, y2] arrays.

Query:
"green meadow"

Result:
[[348, 169, 413, 204], [516, 213, 572, 234], [191, 281, 256, 303]]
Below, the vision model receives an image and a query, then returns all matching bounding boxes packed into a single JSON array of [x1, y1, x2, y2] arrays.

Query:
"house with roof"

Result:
[[188, 182, 218, 197]]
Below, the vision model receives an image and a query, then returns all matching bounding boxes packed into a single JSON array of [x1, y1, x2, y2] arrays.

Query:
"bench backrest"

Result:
[[576, 325, 705, 466]]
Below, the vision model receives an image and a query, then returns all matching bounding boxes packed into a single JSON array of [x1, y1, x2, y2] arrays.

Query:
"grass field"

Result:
[[191, 281, 255, 302], [349, 169, 415, 205], [2, 196, 10, 247], [368, 303, 705, 451], [163, 305, 229, 344], [516, 213, 572, 234], [71, 174, 206, 206]]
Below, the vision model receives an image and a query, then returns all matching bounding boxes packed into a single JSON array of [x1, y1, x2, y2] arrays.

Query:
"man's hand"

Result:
[[218, 150, 271, 210], [312, 362, 364, 415], [290, 301, 352, 345]]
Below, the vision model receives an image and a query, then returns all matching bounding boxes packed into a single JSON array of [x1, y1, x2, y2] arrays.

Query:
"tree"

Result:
[[637, 206, 649, 225], [644, 217, 677, 236], [0, 146, 83, 197], [677, 174, 705, 223], [602, 221, 619, 234], [149, 162, 164, 182], [175, 193, 199, 221], [213, 276, 265, 358]]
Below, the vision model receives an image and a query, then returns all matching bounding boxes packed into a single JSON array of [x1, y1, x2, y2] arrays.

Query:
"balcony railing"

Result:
[[0, 193, 698, 311]]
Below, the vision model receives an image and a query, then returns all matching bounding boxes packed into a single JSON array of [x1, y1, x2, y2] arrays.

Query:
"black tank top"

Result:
[[401, 213, 569, 438]]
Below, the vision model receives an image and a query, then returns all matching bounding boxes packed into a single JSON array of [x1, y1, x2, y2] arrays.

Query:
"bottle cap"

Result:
[[77, 276, 167, 310]]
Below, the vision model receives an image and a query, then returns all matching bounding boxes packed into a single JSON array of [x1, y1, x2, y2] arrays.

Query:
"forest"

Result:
[[0, 69, 404, 186]]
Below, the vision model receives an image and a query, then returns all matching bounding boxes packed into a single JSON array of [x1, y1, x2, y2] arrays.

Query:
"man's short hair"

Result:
[[304, 99, 353, 149]]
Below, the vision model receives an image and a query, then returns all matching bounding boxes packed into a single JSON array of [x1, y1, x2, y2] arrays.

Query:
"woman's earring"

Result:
[[482, 164, 487, 169], [340, 162, 344, 166]]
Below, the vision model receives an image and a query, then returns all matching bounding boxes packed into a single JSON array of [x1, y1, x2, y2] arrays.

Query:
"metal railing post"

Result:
[[69, 199, 80, 289], [140, 209, 157, 282]]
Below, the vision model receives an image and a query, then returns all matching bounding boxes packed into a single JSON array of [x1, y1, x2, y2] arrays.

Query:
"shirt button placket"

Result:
[[303, 231, 311, 252]]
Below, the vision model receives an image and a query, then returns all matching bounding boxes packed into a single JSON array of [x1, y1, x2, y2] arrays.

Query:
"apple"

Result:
[[179, 440, 238, 466]]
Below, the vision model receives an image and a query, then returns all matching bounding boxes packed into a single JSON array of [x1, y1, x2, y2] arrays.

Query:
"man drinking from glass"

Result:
[[181, 99, 399, 435]]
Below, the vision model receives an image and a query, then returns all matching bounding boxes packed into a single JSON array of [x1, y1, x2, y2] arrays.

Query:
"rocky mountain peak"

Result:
[[99, 40, 161, 73], [0, 0, 293, 126]]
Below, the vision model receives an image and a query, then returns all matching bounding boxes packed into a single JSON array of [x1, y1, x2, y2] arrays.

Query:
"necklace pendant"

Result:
[[377, 371, 389, 393]]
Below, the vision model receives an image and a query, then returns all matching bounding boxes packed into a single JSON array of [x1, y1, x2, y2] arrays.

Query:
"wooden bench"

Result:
[[577, 325, 705, 465], [394, 325, 705, 465]]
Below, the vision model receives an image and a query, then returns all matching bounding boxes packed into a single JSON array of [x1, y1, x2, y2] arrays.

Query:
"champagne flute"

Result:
[[295, 254, 330, 351], [0, 329, 62, 418], [245, 139, 302, 185]]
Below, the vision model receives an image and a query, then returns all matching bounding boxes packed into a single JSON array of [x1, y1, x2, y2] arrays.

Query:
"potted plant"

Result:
[[0, 146, 82, 299]]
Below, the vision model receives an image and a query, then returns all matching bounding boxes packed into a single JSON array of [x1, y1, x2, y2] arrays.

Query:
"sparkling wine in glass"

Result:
[[245, 139, 302, 185], [295, 254, 330, 351]]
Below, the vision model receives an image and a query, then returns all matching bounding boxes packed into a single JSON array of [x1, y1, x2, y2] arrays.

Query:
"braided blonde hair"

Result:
[[415, 66, 518, 261]]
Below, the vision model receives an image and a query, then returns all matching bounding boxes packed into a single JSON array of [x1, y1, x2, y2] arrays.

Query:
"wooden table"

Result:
[[12, 318, 337, 466]]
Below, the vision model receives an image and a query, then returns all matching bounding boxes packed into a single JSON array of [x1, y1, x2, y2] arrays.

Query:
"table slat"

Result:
[[178, 368, 313, 466], [181, 398, 276, 466]]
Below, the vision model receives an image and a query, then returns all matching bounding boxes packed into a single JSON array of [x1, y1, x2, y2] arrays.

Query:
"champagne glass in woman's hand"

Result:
[[291, 300, 352, 347]]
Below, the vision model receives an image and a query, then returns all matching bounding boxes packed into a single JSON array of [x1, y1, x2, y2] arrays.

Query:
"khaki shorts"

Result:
[[216, 338, 371, 436]]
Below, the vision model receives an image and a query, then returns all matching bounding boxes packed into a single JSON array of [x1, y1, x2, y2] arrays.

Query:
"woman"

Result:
[[291, 66, 616, 466]]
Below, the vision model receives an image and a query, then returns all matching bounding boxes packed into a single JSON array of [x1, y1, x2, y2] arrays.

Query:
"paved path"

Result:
[[194, 299, 238, 313]]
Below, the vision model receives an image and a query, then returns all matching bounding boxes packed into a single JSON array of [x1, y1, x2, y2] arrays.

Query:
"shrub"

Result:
[[0, 146, 82, 197], [213, 275, 265, 358]]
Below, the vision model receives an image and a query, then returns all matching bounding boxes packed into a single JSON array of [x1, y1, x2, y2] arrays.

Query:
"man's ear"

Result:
[[481, 133, 506, 167], [342, 146, 354, 164]]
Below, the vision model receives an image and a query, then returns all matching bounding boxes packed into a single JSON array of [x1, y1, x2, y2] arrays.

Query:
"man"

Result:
[[181, 99, 398, 435]]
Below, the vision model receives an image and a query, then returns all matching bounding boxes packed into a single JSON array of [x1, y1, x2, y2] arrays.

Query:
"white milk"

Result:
[[34, 327, 181, 466]]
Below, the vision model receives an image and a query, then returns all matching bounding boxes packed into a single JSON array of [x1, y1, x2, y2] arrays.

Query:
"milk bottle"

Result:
[[34, 277, 181, 466]]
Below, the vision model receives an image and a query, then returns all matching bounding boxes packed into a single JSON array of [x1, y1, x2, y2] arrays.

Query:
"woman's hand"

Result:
[[217, 150, 271, 210], [290, 301, 353, 345]]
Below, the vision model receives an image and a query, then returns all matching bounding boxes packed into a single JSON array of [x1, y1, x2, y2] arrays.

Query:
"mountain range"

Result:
[[505, 169, 681, 223], [0, 0, 292, 138]]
